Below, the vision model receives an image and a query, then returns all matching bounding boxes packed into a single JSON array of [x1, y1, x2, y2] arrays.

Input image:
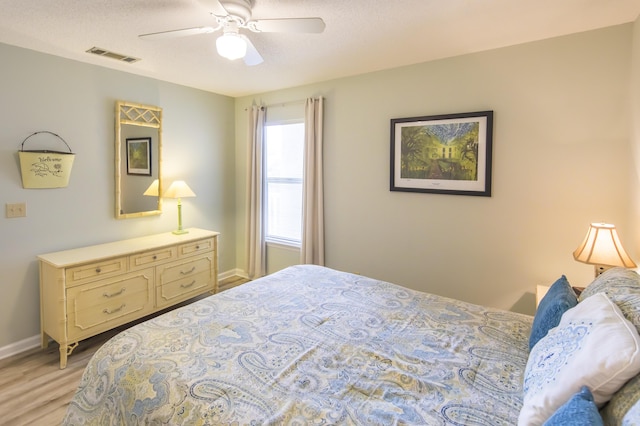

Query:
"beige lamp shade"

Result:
[[143, 179, 159, 196], [163, 180, 196, 199], [573, 223, 637, 271]]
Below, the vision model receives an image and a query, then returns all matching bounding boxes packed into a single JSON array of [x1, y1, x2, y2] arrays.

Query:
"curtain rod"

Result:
[[264, 99, 306, 108], [245, 99, 305, 111], [245, 97, 321, 111]]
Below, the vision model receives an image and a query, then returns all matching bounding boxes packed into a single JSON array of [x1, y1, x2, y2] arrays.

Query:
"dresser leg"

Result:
[[41, 332, 48, 349], [59, 345, 68, 369], [59, 342, 78, 369]]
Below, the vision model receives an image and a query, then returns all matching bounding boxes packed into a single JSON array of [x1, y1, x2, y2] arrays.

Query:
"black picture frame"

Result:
[[126, 137, 152, 176], [390, 110, 493, 196]]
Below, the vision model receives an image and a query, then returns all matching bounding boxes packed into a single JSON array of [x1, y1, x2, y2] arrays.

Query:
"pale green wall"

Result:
[[0, 43, 236, 349], [235, 24, 635, 315]]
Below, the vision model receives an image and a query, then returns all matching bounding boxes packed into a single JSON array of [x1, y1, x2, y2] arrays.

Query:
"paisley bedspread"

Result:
[[63, 265, 532, 425]]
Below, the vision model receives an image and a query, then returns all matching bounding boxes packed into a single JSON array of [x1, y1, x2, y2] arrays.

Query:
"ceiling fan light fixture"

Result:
[[138, 0, 325, 66], [216, 32, 247, 60]]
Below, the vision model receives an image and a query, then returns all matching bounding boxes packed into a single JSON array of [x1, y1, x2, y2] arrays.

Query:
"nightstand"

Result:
[[535, 285, 585, 308], [536, 285, 550, 308]]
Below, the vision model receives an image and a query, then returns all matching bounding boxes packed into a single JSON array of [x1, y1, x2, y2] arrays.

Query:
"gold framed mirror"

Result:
[[115, 101, 162, 219]]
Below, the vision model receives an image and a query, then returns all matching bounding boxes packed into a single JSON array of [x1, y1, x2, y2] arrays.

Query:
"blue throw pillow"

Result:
[[542, 386, 603, 426], [529, 275, 577, 350]]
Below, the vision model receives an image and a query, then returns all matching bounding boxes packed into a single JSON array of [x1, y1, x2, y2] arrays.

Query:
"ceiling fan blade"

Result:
[[241, 35, 263, 66], [198, 0, 229, 16], [249, 18, 325, 33], [139, 26, 217, 40]]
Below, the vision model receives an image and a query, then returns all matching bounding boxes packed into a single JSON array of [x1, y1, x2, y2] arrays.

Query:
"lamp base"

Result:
[[594, 265, 611, 277], [172, 229, 189, 235]]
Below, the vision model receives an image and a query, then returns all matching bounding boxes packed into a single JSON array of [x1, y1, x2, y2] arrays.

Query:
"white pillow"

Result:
[[519, 292, 640, 425]]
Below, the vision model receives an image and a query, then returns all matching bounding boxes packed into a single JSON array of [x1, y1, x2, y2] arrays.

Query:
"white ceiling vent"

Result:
[[86, 47, 140, 63]]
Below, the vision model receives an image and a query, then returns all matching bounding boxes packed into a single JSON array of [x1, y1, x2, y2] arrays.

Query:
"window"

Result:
[[265, 122, 304, 246]]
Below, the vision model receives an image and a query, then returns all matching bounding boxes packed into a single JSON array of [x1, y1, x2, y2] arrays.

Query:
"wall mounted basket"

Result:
[[18, 131, 75, 189]]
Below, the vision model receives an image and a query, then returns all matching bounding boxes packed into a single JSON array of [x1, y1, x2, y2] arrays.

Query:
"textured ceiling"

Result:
[[1, 0, 639, 97]]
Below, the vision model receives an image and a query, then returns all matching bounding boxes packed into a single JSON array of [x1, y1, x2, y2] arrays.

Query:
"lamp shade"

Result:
[[143, 179, 159, 196], [216, 32, 247, 60], [573, 223, 636, 268], [163, 180, 196, 199]]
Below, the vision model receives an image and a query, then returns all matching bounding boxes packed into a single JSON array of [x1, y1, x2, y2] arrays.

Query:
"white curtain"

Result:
[[301, 97, 325, 265], [246, 105, 266, 279]]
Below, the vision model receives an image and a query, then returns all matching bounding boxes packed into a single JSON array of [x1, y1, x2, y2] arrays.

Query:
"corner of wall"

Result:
[[629, 16, 640, 258]]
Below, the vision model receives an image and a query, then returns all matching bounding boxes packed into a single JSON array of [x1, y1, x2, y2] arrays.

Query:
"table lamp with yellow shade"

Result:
[[163, 180, 196, 235]]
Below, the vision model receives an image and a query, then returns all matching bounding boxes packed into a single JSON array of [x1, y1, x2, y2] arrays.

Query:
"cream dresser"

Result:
[[38, 228, 218, 368]]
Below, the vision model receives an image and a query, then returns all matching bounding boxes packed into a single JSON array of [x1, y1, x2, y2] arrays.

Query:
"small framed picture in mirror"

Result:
[[126, 137, 152, 176]]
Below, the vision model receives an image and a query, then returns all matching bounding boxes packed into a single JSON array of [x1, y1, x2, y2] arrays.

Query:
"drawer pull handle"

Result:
[[103, 304, 125, 315], [181, 280, 195, 289], [153, 255, 157, 260], [95, 268, 102, 273], [103, 288, 126, 298], [196, 245, 200, 249], [180, 266, 196, 275]]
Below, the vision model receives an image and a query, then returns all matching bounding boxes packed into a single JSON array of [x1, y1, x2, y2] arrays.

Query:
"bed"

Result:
[[63, 265, 640, 425]]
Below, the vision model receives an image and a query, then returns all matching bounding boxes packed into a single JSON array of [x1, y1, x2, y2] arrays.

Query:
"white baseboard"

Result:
[[220, 268, 249, 280], [0, 335, 41, 361], [0, 269, 248, 361]]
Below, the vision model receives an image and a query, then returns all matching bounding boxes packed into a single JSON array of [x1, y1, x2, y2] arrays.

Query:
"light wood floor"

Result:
[[0, 276, 248, 426]]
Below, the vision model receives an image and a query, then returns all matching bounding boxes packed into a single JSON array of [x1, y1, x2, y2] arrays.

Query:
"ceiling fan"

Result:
[[139, 0, 325, 66]]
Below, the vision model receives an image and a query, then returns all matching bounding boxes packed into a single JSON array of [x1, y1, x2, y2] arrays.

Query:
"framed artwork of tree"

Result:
[[390, 111, 493, 196]]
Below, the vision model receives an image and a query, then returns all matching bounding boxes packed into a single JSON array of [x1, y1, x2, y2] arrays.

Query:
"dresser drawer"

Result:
[[130, 246, 177, 270], [179, 238, 214, 258], [157, 255, 213, 286], [67, 269, 154, 341], [65, 257, 128, 287], [156, 271, 213, 308]]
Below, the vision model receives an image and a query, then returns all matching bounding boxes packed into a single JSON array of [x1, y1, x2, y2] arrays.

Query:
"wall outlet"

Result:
[[6, 202, 26, 218]]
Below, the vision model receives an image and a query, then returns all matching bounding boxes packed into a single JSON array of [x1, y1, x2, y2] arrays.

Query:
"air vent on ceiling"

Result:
[[86, 47, 140, 63]]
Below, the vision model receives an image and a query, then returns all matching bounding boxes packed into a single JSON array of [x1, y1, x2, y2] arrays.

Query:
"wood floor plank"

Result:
[[0, 276, 248, 426]]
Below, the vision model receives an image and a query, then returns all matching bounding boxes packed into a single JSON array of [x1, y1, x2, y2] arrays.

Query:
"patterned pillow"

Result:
[[601, 374, 640, 425], [529, 275, 577, 350], [578, 267, 640, 336], [543, 386, 603, 426], [519, 293, 640, 425]]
